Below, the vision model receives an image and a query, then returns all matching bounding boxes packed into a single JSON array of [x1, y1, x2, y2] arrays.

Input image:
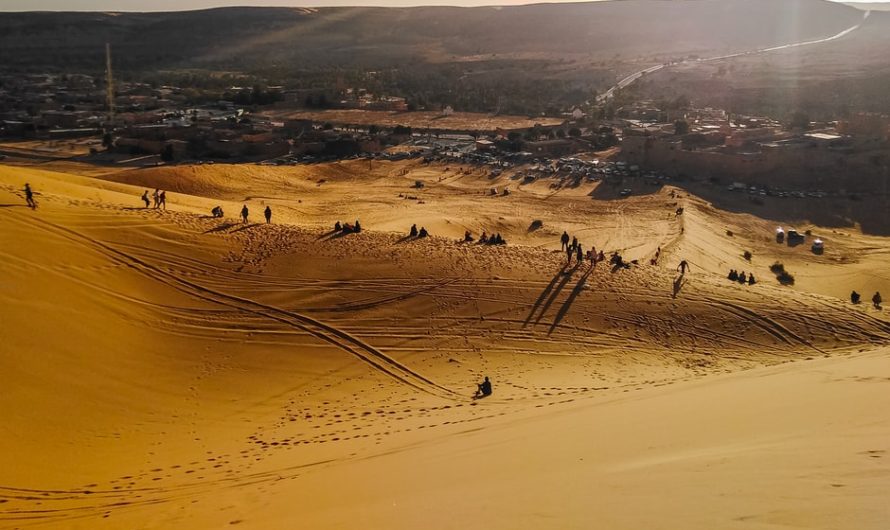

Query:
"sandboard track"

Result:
[[7, 211, 462, 400]]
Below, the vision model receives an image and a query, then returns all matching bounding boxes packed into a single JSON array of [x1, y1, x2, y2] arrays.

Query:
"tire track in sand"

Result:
[[10, 212, 462, 400]]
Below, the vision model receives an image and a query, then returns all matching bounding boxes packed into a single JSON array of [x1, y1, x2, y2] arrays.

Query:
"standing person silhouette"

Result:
[[560, 231, 570, 251], [24, 183, 36, 209], [158, 190, 167, 210], [677, 260, 690, 275], [264, 206, 272, 224], [152, 188, 160, 209], [141, 190, 150, 208], [241, 205, 249, 224]]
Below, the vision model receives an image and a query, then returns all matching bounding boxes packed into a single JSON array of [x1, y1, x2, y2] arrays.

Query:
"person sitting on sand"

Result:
[[873, 292, 883, 309], [480, 232, 489, 244], [728, 269, 738, 281], [141, 190, 150, 208], [561, 231, 570, 251], [851, 291, 861, 304], [211, 206, 224, 218], [418, 227, 428, 238], [597, 250, 605, 263], [335, 221, 342, 232], [354, 220, 361, 233], [476, 376, 492, 398], [464, 230, 473, 242], [410, 224, 418, 237], [738, 271, 747, 283], [748, 273, 756, 285], [264, 206, 272, 224], [241, 205, 249, 224]]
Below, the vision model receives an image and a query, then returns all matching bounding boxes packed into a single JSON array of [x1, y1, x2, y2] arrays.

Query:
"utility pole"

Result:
[[105, 43, 114, 128]]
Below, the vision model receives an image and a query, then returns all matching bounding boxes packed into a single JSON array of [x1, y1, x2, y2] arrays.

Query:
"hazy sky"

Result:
[[0, 0, 883, 11]]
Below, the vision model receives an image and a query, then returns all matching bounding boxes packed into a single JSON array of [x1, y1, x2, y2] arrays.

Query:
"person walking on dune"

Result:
[[158, 190, 166, 210], [873, 292, 883, 310], [24, 183, 36, 209], [576, 243, 583, 266], [264, 206, 272, 224], [241, 205, 249, 224], [141, 190, 150, 208], [152, 188, 160, 209], [566, 243, 573, 264], [561, 231, 569, 251], [677, 259, 690, 275], [571, 236, 578, 252]]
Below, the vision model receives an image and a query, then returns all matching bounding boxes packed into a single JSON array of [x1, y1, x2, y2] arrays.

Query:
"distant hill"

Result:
[[843, 2, 890, 11], [0, 0, 867, 73]]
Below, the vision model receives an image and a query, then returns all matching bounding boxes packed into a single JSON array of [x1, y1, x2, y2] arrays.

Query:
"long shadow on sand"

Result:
[[523, 263, 568, 327], [231, 223, 262, 233], [204, 222, 240, 234], [533, 262, 581, 326], [672, 274, 687, 299], [548, 268, 593, 335]]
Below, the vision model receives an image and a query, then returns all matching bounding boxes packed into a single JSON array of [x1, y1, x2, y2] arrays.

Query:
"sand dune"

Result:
[[1, 160, 889, 529]]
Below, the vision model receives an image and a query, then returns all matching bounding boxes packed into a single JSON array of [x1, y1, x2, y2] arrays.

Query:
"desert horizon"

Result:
[[2, 1, 890, 528]]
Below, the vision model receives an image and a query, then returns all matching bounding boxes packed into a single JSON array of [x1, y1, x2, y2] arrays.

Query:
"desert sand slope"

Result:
[[1, 162, 889, 529]]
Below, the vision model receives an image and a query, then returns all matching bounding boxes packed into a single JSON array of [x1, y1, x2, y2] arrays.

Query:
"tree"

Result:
[[161, 144, 175, 162], [674, 119, 690, 135], [789, 111, 811, 131]]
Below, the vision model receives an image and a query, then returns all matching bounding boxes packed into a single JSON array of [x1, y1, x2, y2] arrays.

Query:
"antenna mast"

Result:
[[105, 43, 114, 128]]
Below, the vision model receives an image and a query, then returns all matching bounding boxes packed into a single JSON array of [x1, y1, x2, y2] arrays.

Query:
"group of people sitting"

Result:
[[851, 290, 882, 309], [728, 269, 756, 285], [479, 232, 507, 245], [334, 220, 362, 234], [409, 224, 429, 238]]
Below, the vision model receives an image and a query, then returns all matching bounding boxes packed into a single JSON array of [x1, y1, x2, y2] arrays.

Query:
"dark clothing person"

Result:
[[571, 236, 578, 252], [561, 231, 570, 251], [480, 232, 489, 244], [418, 227, 428, 238], [477, 376, 492, 397], [354, 220, 361, 233], [566, 245, 573, 263], [335, 221, 342, 231], [410, 224, 418, 237], [576, 244, 583, 263], [464, 230, 473, 242], [211, 206, 224, 218], [264, 206, 272, 224], [152, 189, 160, 209], [738, 272, 747, 284], [728, 270, 738, 281], [851, 291, 861, 304], [873, 292, 883, 309], [748, 274, 756, 285], [24, 183, 36, 209], [241, 205, 249, 223], [597, 250, 605, 262], [678, 260, 690, 275], [158, 190, 167, 210], [141, 191, 150, 208]]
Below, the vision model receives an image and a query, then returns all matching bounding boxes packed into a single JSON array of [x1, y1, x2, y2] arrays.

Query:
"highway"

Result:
[[597, 10, 871, 104]]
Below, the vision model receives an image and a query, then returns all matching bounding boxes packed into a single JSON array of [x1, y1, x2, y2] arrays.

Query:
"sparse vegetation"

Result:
[[770, 262, 795, 285]]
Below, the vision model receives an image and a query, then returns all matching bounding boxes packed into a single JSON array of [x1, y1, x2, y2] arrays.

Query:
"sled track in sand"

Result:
[[9, 211, 462, 401]]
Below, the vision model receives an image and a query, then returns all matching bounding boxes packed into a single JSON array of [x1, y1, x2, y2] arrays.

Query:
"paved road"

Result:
[[597, 10, 871, 104]]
